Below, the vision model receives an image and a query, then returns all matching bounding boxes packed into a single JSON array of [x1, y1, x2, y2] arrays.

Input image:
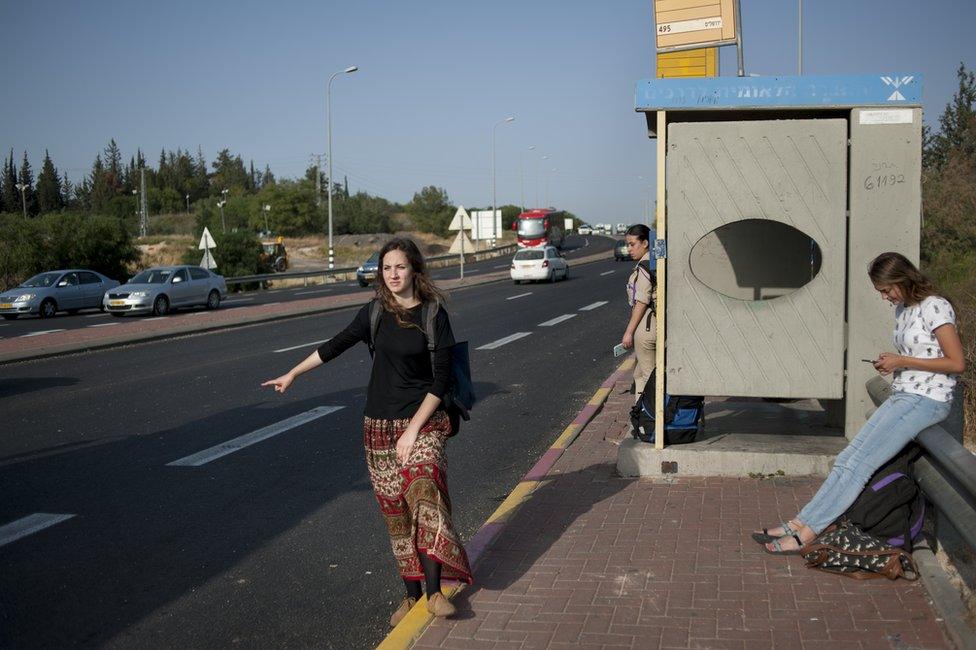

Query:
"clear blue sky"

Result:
[[2, 0, 974, 222]]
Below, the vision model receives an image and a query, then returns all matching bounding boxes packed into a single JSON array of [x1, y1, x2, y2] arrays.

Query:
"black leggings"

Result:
[[403, 551, 441, 599]]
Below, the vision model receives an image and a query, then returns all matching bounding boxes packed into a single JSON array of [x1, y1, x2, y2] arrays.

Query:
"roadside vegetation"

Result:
[[920, 64, 976, 447], [0, 142, 526, 286]]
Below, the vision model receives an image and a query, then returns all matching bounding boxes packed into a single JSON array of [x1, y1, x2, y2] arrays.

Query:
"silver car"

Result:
[[104, 265, 227, 317], [0, 269, 120, 319]]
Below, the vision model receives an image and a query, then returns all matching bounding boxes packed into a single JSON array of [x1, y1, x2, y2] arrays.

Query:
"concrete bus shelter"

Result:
[[620, 74, 924, 476]]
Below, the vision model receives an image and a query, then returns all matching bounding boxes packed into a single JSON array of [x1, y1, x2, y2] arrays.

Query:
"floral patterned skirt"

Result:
[[363, 411, 472, 584]]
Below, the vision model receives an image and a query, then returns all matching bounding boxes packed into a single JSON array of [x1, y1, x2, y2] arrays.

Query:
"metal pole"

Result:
[[19, 186, 26, 219], [327, 72, 338, 270], [798, 0, 803, 75], [519, 152, 524, 213], [140, 167, 148, 237], [491, 117, 514, 254], [735, 0, 745, 77]]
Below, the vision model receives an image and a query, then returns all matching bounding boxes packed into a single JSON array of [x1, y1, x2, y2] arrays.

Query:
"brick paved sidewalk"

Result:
[[411, 371, 953, 649]]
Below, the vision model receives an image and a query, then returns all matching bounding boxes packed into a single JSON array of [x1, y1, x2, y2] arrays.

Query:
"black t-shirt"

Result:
[[316, 301, 455, 419]]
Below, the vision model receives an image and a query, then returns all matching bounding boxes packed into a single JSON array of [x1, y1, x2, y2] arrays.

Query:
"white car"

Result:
[[578, 224, 593, 235], [510, 246, 569, 284]]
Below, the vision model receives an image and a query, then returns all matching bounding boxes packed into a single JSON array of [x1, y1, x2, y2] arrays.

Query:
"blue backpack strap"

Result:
[[368, 299, 381, 356]]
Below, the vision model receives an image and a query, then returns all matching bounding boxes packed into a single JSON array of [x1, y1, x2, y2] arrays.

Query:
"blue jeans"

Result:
[[798, 391, 950, 534]]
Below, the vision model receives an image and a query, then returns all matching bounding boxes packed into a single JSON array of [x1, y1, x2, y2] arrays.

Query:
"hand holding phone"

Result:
[[613, 343, 627, 357]]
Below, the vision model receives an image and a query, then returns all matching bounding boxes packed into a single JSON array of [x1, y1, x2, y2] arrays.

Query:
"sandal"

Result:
[[762, 533, 805, 556], [751, 520, 797, 545]]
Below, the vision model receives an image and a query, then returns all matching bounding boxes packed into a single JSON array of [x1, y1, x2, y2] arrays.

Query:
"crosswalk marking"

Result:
[[0, 513, 75, 548], [538, 314, 577, 327], [579, 301, 608, 311], [167, 406, 345, 467], [477, 332, 532, 350]]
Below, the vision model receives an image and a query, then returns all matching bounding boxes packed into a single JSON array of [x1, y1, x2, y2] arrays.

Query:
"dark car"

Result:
[[614, 240, 630, 261], [356, 252, 380, 287]]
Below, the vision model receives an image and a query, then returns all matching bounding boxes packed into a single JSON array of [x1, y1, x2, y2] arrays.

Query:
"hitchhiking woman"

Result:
[[262, 237, 472, 624], [621, 224, 656, 401], [755, 252, 965, 554]]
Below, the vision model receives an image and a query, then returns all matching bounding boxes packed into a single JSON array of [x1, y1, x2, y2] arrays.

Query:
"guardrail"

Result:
[[866, 376, 976, 551], [225, 243, 519, 288]]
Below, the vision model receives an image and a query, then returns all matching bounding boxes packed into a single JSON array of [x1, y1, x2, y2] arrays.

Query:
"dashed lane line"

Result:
[[538, 314, 577, 327], [493, 264, 509, 269], [579, 301, 608, 311], [294, 289, 332, 296], [85, 313, 110, 318], [0, 513, 76, 548], [600, 270, 616, 276], [506, 292, 532, 301], [167, 406, 345, 467], [274, 339, 330, 353], [21, 329, 66, 337], [88, 322, 120, 328], [476, 332, 532, 350], [223, 297, 255, 304]]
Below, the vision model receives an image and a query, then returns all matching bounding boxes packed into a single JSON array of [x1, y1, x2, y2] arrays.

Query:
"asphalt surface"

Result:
[[0, 245, 632, 648], [0, 235, 612, 338]]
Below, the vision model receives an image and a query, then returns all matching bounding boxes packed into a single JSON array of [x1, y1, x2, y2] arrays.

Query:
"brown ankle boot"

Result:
[[426, 592, 456, 618], [389, 597, 416, 626]]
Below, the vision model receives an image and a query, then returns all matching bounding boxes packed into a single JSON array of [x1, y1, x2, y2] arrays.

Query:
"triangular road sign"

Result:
[[448, 230, 474, 255], [198, 226, 217, 250], [447, 206, 473, 231], [200, 249, 218, 270]]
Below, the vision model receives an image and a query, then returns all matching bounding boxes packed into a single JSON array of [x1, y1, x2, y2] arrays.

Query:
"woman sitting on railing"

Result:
[[755, 252, 966, 554]]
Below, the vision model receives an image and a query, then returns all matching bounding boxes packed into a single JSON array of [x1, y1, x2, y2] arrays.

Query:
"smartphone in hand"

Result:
[[613, 343, 627, 357]]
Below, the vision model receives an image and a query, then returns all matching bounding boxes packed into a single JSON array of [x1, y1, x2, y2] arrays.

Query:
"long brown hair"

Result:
[[375, 237, 446, 328], [868, 252, 945, 307]]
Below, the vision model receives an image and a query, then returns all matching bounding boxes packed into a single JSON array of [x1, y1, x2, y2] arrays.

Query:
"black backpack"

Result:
[[839, 443, 925, 550], [368, 299, 475, 435], [629, 369, 704, 445]]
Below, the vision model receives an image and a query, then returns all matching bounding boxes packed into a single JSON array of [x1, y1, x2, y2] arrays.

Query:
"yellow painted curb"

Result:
[[376, 355, 632, 649]]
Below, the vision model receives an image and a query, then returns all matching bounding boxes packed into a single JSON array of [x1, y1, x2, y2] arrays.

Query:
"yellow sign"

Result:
[[654, 0, 737, 51], [656, 48, 718, 78]]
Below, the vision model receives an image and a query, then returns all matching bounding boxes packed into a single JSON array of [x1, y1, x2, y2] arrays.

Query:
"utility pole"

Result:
[[14, 182, 27, 218], [140, 167, 148, 237]]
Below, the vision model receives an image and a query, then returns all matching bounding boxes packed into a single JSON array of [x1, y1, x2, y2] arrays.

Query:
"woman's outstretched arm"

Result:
[[261, 349, 324, 394]]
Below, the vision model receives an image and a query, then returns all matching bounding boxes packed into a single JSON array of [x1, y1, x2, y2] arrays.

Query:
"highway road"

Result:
[[0, 235, 615, 339], [0, 244, 633, 648]]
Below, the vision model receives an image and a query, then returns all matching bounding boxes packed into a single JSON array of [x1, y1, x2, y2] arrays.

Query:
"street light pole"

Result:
[[520, 145, 535, 212], [490, 116, 515, 248], [263, 204, 272, 233], [14, 182, 27, 218], [218, 188, 229, 232], [327, 65, 358, 270], [185, 194, 190, 214]]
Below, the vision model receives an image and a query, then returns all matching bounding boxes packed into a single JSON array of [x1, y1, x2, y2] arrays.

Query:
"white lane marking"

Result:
[[579, 301, 608, 311], [493, 264, 509, 269], [539, 314, 577, 327], [506, 292, 532, 301], [264, 302, 280, 306], [85, 313, 110, 318], [477, 332, 532, 350], [0, 323, 9, 327], [223, 297, 255, 304], [167, 406, 345, 467], [88, 322, 120, 328], [21, 329, 66, 337], [600, 270, 616, 276], [0, 513, 75, 548], [274, 339, 330, 353], [143, 317, 166, 322], [295, 289, 331, 296]]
